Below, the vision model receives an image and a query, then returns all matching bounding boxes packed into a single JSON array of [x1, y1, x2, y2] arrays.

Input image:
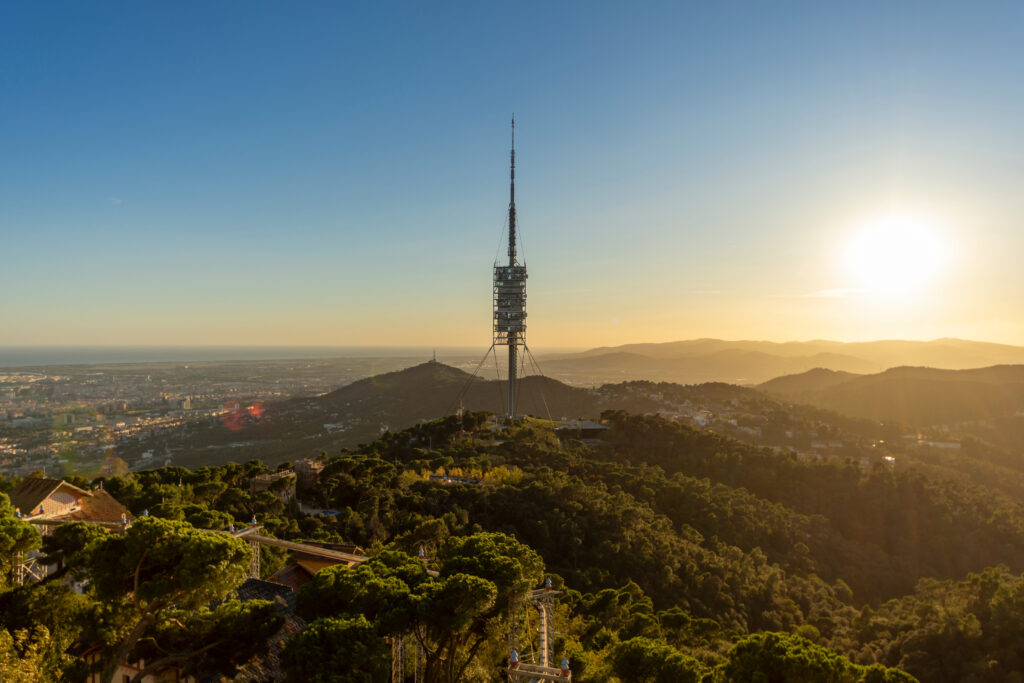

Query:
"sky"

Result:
[[3, 1, 1024, 349]]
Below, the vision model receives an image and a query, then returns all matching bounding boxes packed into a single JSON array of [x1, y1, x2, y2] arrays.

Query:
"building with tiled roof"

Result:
[[9, 477, 91, 519], [269, 540, 364, 591], [55, 489, 134, 525], [9, 477, 132, 527]]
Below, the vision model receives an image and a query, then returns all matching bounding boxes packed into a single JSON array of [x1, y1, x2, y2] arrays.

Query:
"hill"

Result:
[[46, 366, 1024, 680], [290, 359, 598, 425], [157, 362, 599, 467], [542, 347, 877, 385], [77, 409, 1024, 681], [6, 410, 959, 682], [540, 338, 1024, 385], [758, 368, 864, 397], [137, 358, 1024, 473], [760, 364, 1024, 426]]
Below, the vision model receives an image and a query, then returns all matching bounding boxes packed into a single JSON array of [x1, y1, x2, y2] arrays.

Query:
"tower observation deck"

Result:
[[494, 118, 526, 420]]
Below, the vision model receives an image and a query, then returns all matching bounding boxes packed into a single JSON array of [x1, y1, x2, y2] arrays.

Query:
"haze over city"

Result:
[[4, 1, 1024, 349]]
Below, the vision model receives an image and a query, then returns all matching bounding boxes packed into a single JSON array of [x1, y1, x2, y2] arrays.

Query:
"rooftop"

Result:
[[9, 477, 89, 516]]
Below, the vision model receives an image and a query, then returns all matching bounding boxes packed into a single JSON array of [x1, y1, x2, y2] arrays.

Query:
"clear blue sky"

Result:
[[3, 2, 1023, 348]]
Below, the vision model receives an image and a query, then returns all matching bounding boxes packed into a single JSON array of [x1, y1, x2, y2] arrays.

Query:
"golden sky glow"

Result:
[[4, 4, 1024, 350]]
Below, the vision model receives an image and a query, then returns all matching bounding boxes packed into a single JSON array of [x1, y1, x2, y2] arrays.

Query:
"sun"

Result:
[[842, 212, 946, 295]]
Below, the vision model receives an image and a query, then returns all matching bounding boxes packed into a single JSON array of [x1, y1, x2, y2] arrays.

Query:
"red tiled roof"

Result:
[[52, 489, 132, 524]]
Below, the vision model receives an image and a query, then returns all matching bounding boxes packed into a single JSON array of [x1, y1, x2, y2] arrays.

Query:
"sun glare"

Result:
[[842, 212, 946, 295]]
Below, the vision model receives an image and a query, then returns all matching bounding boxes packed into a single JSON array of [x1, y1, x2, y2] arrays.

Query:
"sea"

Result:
[[0, 346, 485, 368]]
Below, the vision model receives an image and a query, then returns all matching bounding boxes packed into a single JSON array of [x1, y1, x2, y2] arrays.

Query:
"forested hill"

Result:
[[759, 364, 1024, 425], [163, 362, 599, 468], [308, 412, 1024, 681], [757, 367, 863, 396], [296, 360, 598, 421], [10, 410, 1024, 679]]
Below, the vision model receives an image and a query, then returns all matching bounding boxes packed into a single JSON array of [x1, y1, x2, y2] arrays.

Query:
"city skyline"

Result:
[[4, 2, 1024, 347]]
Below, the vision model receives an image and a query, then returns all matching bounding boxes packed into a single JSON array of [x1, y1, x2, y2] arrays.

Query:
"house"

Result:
[[9, 477, 132, 525], [251, 470, 296, 502], [292, 459, 324, 488], [74, 643, 198, 683], [9, 478, 133, 585], [10, 477, 91, 519], [269, 541, 364, 591]]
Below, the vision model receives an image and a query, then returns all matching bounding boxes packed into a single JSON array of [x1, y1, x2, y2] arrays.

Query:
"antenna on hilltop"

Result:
[[449, 118, 537, 423], [493, 116, 527, 419]]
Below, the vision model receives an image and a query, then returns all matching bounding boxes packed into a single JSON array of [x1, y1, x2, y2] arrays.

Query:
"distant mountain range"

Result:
[[149, 342, 1024, 469], [538, 338, 1024, 386], [759, 364, 1024, 426], [314, 358, 1024, 431]]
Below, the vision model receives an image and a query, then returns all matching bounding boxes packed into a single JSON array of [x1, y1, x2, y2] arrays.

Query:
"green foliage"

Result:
[[0, 493, 41, 585], [602, 410, 1024, 602], [438, 531, 544, 604], [416, 572, 497, 635], [0, 626, 57, 682], [98, 476, 143, 510], [0, 490, 15, 516], [0, 582, 93, 677], [40, 521, 109, 578], [281, 615, 389, 682], [716, 632, 915, 683], [16, 406, 1024, 682], [295, 532, 541, 682], [182, 505, 234, 530], [298, 550, 424, 633], [137, 599, 284, 680], [89, 517, 249, 608], [719, 632, 859, 682], [609, 636, 707, 683], [87, 517, 253, 682], [835, 566, 1024, 681]]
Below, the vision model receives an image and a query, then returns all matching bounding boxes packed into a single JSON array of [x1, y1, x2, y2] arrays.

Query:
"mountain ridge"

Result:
[[759, 364, 1024, 425], [539, 338, 1024, 386]]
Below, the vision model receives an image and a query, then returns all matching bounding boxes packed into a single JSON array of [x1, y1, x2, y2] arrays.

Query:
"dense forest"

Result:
[[5, 409, 1024, 680]]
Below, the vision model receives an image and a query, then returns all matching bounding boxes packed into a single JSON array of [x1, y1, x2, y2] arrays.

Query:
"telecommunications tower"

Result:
[[493, 118, 527, 420]]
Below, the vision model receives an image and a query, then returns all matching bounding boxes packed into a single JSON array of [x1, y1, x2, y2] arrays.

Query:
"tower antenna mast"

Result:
[[509, 117, 517, 265], [493, 117, 527, 420]]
